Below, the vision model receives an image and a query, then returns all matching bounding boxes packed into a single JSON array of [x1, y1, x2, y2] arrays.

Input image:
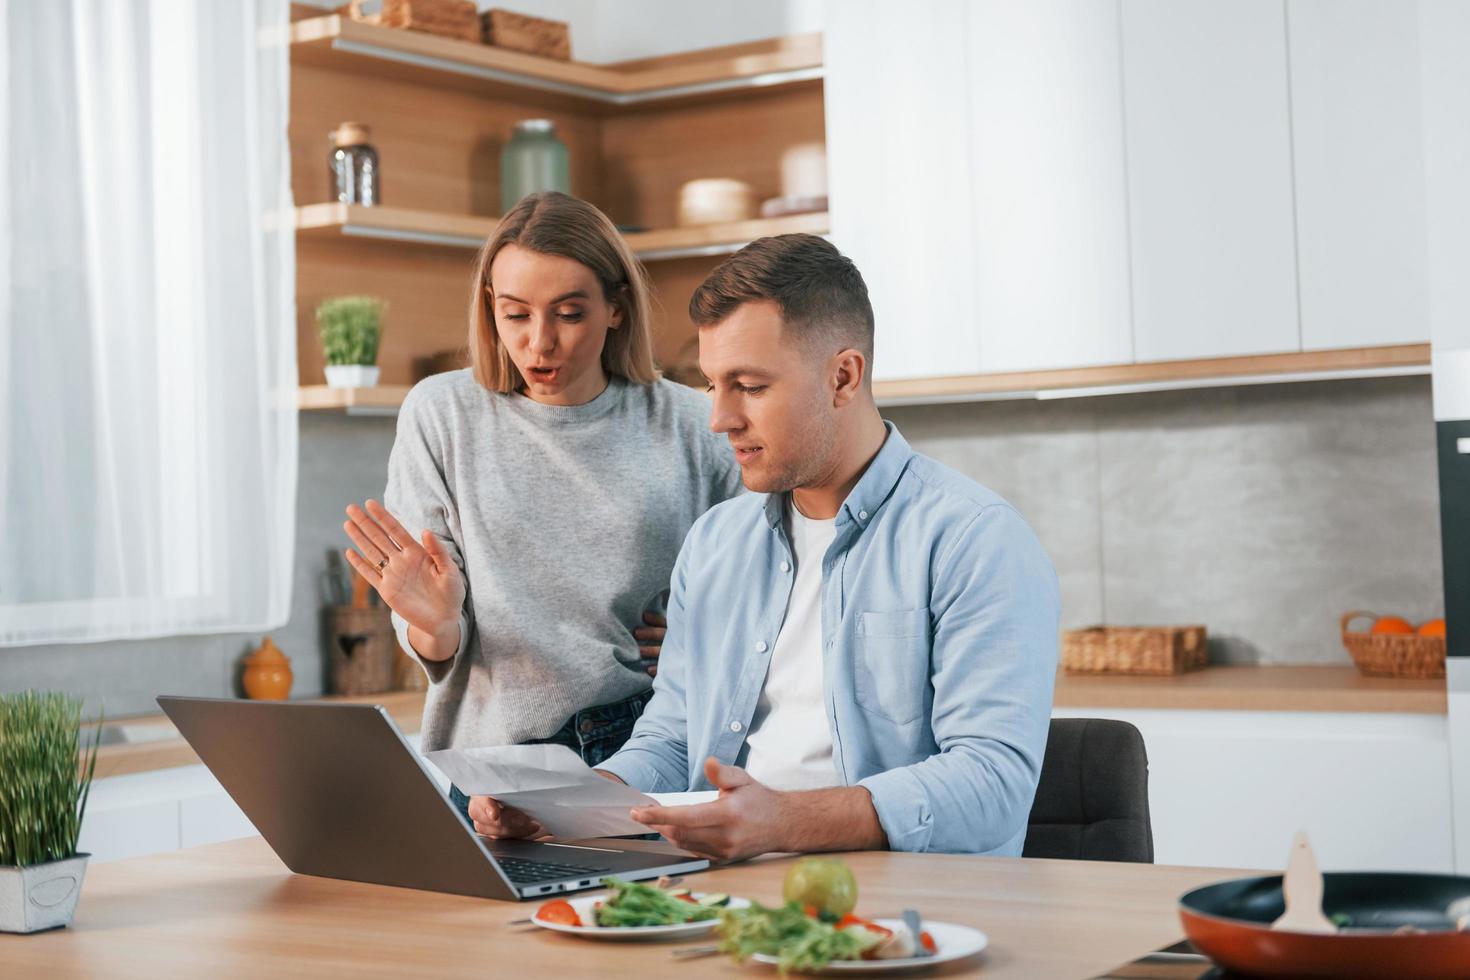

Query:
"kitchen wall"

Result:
[[0, 374, 1440, 718], [889, 375, 1444, 663]]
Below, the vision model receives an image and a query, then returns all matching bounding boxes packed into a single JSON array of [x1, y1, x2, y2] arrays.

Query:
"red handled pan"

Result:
[[1179, 872, 1470, 978]]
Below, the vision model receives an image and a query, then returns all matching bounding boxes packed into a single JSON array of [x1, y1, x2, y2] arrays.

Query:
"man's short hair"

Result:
[[689, 233, 875, 362]]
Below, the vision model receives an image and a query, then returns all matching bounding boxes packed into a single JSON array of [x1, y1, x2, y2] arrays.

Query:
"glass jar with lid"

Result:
[[329, 122, 379, 207], [500, 119, 570, 213]]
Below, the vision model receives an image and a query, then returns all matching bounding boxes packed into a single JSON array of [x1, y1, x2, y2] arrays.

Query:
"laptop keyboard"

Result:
[[494, 856, 610, 885]]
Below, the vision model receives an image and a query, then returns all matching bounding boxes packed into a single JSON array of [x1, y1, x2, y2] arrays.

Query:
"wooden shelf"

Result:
[[628, 211, 830, 260], [289, 16, 827, 391], [873, 343, 1432, 405], [1054, 664, 1446, 715], [295, 202, 830, 261], [296, 203, 493, 248], [290, 14, 823, 108], [299, 383, 413, 413]]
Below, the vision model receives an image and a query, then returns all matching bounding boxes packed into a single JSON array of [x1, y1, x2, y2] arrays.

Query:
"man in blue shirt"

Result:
[[473, 234, 1059, 859]]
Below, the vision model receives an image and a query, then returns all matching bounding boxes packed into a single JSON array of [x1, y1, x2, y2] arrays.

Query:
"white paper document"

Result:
[[424, 744, 716, 839]]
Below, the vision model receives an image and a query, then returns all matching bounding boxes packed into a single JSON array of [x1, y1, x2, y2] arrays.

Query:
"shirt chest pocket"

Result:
[[853, 608, 932, 727]]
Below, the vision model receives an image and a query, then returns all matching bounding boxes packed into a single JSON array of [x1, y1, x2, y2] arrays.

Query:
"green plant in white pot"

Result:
[[317, 295, 385, 388], [0, 691, 100, 933]]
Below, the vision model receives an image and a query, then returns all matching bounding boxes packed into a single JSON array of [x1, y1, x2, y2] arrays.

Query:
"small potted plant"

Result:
[[0, 691, 100, 934], [317, 295, 385, 388]]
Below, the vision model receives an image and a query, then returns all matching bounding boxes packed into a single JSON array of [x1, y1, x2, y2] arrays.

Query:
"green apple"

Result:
[[782, 857, 858, 920]]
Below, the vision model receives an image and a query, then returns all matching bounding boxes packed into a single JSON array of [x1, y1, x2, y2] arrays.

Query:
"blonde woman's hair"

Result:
[[469, 192, 658, 392]]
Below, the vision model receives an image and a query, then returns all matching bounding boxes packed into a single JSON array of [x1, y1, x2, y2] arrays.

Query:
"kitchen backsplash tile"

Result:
[[891, 375, 1441, 666], [891, 398, 1105, 631]]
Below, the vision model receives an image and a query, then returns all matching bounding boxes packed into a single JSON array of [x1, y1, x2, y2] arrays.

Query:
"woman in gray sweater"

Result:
[[342, 193, 740, 833]]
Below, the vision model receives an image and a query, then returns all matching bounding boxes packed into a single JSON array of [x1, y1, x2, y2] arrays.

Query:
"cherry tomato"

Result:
[[920, 931, 937, 954], [536, 899, 580, 926]]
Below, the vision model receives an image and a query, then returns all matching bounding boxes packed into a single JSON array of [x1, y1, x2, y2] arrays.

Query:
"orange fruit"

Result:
[[1418, 619, 1446, 638], [1371, 616, 1414, 635]]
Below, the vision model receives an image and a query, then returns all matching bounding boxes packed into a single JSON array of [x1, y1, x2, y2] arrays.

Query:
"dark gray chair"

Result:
[[1023, 718, 1154, 863]]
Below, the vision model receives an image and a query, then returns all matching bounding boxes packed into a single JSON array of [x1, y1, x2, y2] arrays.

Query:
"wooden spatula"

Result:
[[350, 567, 372, 610], [1271, 831, 1336, 933]]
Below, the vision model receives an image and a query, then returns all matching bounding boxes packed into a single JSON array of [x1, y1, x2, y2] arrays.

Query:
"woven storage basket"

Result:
[[1062, 625, 1208, 675], [328, 606, 398, 695], [339, 0, 481, 43], [1340, 611, 1446, 679]]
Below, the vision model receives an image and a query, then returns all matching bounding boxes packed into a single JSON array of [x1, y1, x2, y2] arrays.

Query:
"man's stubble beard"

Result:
[[742, 413, 838, 496]]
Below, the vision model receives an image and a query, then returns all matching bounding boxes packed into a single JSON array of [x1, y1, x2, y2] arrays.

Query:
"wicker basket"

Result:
[[339, 0, 481, 43], [1062, 625, 1208, 675], [1340, 611, 1446, 679], [328, 606, 398, 696], [481, 9, 571, 60]]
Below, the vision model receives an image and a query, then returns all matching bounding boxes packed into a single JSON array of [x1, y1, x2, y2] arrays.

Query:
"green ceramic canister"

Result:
[[500, 119, 570, 213]]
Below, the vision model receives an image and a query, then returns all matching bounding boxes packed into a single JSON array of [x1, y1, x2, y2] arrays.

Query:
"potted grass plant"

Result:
[[317, 295, 385, 388], [0, 691, 100, 933]]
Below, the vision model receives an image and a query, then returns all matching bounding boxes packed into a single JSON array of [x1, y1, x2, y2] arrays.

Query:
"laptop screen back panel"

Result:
[[158, 697, 516, 900]]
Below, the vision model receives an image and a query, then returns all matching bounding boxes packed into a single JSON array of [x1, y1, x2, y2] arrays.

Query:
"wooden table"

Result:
[[0, 836, 1242, 978]]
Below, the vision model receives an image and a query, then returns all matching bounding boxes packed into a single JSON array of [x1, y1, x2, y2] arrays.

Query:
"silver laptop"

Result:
[[157, 696, 708, 900]]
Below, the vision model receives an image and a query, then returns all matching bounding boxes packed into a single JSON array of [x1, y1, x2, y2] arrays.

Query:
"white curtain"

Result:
[[0, 0, 297, 645]]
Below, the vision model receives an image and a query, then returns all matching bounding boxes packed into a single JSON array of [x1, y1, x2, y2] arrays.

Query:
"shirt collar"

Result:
[[762, 421, 914, 530]]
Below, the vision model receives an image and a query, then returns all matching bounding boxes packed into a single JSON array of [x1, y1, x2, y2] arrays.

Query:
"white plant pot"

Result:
[[324, 365, 380, 389], [0, 853, 89, 933]]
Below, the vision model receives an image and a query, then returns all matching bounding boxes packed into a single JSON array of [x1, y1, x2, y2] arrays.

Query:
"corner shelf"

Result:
[[290, 15, 823, 108], [295, 203, 830, 262]]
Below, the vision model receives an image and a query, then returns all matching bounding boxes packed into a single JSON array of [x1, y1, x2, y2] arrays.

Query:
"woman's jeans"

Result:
[[448, 689, 654, 827]]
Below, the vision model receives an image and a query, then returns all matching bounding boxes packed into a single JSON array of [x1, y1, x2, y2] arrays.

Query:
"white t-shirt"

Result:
[[741, 497, 840, 791]]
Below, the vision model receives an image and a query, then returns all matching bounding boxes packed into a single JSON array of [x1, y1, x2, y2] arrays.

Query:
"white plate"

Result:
[[531, 892, 750, 941], [750, 919, 988, 974]]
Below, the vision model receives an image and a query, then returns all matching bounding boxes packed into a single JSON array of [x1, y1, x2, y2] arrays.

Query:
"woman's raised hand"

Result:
[[343, 500, 466, 657]]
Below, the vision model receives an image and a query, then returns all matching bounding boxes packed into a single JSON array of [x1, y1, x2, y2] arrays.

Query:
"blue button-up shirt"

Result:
[[600, 423, 1060, 854]]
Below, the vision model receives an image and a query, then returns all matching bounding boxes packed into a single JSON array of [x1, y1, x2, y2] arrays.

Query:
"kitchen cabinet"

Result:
[[1288, 0, 1430, 351], [827, 0, 1435, 400], [1121, 0, 1299, 362], [828, 0, 1131, 382], [824, 0, 980, 383], [1053, 706, 1455, 873], [964, 0, 1133, 373], [1420, 0, 1470, 876]]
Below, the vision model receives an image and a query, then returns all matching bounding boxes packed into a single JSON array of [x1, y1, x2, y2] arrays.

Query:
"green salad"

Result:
[[593, 877, 722, 928], [718, 901, 884, 973]]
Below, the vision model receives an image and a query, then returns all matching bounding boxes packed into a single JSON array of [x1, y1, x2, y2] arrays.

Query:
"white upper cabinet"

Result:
[[1288, 0, 1430, 351], [1121, 0, 1301, 362], [826, 0, 1433, 385], [824, 0, 981, 382], [1419, 0, 1470, 361], [964, 1, 1133, 373]]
